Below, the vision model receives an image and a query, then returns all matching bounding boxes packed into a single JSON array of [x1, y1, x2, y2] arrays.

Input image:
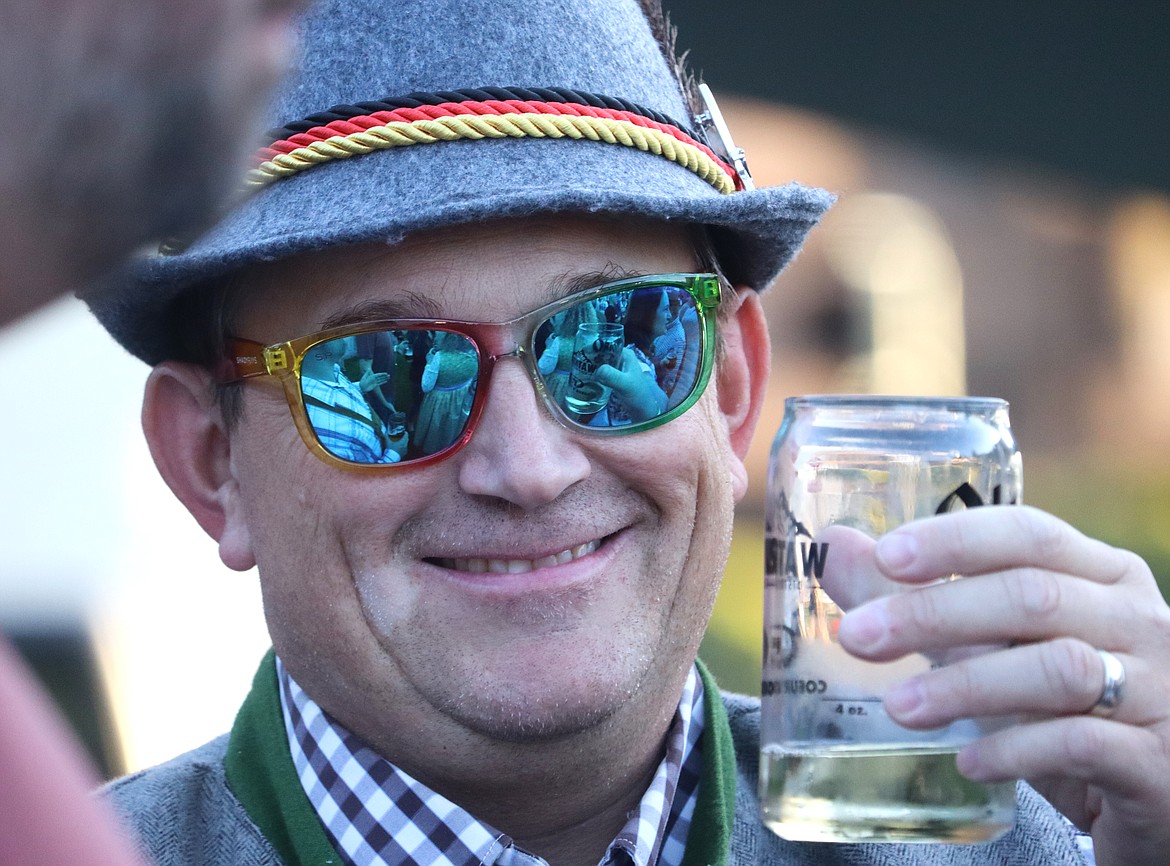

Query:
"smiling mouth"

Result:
[[430, 538, 602, 574]]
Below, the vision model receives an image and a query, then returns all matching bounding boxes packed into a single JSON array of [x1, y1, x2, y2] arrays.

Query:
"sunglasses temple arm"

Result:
[[217, 337, 279, 384]]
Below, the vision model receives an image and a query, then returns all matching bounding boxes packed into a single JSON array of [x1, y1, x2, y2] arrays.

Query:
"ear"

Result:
[[141, 362, 256, 572], [714, 286, 772, 502]]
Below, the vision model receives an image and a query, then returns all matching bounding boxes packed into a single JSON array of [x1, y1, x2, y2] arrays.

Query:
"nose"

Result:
[[456, 358, 590, 508]]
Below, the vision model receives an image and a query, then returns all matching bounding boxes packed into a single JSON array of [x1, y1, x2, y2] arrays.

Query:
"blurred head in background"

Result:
[[0, 0, 307, 324]]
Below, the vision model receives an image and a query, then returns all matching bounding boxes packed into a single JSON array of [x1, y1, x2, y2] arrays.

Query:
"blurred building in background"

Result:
[[2, 2, 1167, 767], [688, 3, 1170, 692]]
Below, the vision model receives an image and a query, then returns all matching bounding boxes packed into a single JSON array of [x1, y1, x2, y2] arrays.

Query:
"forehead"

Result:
[[231, 215, 699, 341]]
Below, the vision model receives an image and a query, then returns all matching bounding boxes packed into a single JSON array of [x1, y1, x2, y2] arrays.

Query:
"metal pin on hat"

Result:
[[695, 83, 755, 191]]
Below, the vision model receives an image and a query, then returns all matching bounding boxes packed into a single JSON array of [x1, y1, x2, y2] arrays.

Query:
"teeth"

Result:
[[446, 539, 600, 574]]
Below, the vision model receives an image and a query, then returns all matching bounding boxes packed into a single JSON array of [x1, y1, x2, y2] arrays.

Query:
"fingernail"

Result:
[[839, 604, 888, 652], [876, 532, 918, 572], [885, 679, 925, 719], [955, 744, 988, 780]]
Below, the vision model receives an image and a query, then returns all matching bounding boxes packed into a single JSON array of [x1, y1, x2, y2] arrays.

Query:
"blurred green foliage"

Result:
[[1024, 461, 1170, 599], [700, 460, 1170, 696]]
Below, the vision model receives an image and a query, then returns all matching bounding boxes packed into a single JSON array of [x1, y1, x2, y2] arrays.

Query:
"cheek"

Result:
[[614, 394, 737, 578], [232, 402, 438, 663], [231, 406, 354, 623], [608, 404, 735, 664], [670, 396, 738, 583], [347, 543, 424, 640]]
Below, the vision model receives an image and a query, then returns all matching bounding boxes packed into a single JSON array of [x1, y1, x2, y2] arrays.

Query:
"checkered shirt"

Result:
[[301, 365, 398, 464], [277, 657, 705, 866]]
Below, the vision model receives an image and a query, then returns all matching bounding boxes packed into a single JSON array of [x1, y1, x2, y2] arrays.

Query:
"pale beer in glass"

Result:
[[760, 396, 1021, 843]]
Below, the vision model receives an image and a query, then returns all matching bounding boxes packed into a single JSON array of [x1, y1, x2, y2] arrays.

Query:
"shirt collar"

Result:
[[276, 657, 705, 866]]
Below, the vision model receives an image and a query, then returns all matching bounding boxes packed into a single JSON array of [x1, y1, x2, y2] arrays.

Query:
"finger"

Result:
[[838, 567, 1138, 659], [881, 641, 1157, 729], [956, 718, 1170, 836], [873, 505, 1150, 589], [593, 365, 625, 391], [814, 524, 902, 610], [957, 715, 1164, 788]]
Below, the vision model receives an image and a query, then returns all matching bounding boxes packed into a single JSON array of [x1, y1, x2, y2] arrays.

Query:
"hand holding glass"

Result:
[[760, 396, 1022, 844], [566, 321, 624, 416]]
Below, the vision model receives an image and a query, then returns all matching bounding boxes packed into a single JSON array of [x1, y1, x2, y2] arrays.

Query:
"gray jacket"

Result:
[[105, 691, 1087, 866]]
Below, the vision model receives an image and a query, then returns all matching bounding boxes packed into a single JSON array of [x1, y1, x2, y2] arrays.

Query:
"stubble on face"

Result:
[[228, 218, 742, 761], [358, 477, 678, 743]]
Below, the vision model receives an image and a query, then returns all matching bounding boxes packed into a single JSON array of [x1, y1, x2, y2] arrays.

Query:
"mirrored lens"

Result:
[[535, 284, 703, 428], [299, 329, 478, 464]]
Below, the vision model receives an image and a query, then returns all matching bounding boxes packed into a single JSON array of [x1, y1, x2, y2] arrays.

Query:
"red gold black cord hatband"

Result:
[[249, 86, 741, 194]]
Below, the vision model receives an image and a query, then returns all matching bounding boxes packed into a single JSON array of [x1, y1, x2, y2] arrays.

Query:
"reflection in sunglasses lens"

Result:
[[296, 281, 703, 465], [536, 285, 701, 429], [301, 329, 478, 464]]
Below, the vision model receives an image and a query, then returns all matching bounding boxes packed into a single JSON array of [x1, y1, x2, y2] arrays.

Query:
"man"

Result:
[[85, 0, 1170, 864], [0, 0, 306, 862], [299, 334, 402, 464]]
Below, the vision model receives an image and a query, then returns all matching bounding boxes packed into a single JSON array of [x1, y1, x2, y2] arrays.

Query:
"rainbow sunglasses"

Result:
[[221, 273, 724, 470]]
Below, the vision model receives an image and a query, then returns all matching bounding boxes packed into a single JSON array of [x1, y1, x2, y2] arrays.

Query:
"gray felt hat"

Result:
[[85, 0, 832, 364]]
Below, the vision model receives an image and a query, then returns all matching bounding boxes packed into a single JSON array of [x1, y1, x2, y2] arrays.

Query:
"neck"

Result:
[[486, 745, 662, 866], [516, 784, 657, 866], [334, 664, 692, 866], [425, 699, 677, 864]]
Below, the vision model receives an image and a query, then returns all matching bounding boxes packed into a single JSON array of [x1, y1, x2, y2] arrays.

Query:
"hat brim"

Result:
[[89, 130, 831, 364]]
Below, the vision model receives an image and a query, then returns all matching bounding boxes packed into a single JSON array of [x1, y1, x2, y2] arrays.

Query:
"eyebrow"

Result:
[[318, 291, 444, 330], [317, 265, 651, 330], [545, 265, 647, 302]]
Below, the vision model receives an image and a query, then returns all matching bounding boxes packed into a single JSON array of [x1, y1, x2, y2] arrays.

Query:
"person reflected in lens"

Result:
[[414, 331, 478, 457], [595, 289, 670, 424], [301, 335, 401, 464], [350, 331, 397, 425], [653, 290, 700, 404], [383, 409, 410, 461], [391, 332, 424, 424]]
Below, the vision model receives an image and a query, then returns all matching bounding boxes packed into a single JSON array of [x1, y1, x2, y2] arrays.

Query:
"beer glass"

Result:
[[760, 395, 1022, 844], [565, 322, 623, 415]]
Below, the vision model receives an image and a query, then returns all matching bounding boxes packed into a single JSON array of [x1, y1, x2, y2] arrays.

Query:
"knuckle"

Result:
[[1112, 546, 1153, 587], [1040, 638, 1098, 704], [1060, 717, 1111, 772], [1008, 569, 1064, 621], [1020, 506, 1069, 564], [1152, 602, 1170, 643], [941, 660, 980, 709], [898, 586, 945, 637]]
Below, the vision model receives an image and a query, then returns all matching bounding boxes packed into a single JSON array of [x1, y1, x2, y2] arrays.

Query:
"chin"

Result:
[[432, 650, 651, 744], [446, 694, 622, 744]]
